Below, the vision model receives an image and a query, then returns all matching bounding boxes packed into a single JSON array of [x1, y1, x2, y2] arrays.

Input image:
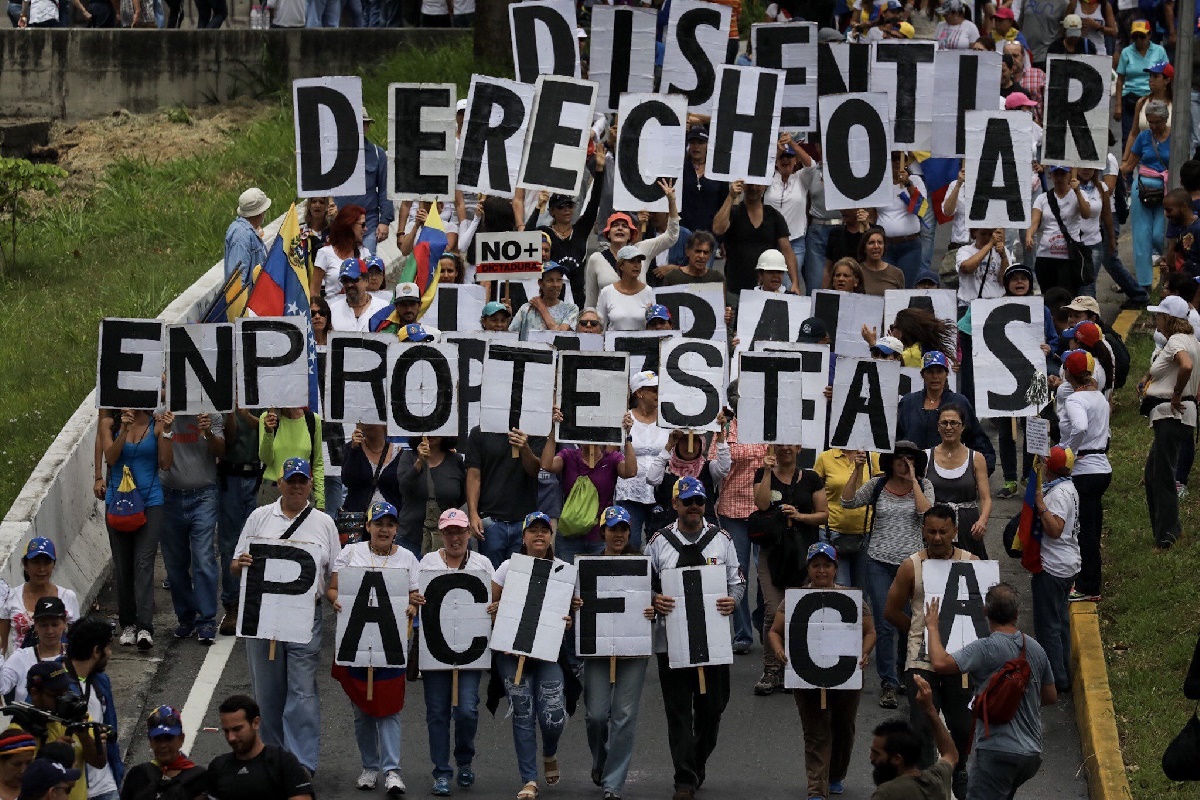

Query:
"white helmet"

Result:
[[756, 249, 787, 272]]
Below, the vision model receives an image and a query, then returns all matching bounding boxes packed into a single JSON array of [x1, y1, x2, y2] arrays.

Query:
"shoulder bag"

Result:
[[1045, 189, 1094, 286]]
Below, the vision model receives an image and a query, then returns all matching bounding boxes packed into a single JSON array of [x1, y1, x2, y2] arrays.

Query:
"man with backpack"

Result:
[[925, 584, 1058, 800], [646, 477, 745, 800], [1063, 296, 1131, 389]]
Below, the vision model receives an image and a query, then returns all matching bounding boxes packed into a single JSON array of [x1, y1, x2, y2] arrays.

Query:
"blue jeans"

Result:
[[482, 518, 525, 569], [554, 534, 603, 564], [341, 0, 363, 26], [619, 501, 653, 550], [1078, 242, 1103, 298], [359, 0, 379, 24], [496, 653, 567, 784], [305, 0, 339, 26], [864, 557, 901, 688], [719, 515, 755, 646], [584, 657, 649, 795], [353, 706, 401, 772], [1031, 571, 1073, 690], [1103, 219, 1146, 300], [245, 605, 323, 772], [805, 223, 834, 294], [920, 213, 936, 273], [324, 475, 346, 517], [6, 2, 19, 24], [218, 475, 258, 607], [885, 237, 923, 287], [787, 235, 806, 292], [1131, 174, 1165, 289], [424, 669, 481, 780], [162, 485, 220, 627]]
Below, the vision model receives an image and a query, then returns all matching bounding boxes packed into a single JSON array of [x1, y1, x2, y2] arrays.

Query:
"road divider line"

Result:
[[179, 635, 237, 745]]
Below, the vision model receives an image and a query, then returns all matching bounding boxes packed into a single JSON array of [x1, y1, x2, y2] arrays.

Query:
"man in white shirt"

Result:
[[879, 156, 927, 288], [328, 258, 388, 332]]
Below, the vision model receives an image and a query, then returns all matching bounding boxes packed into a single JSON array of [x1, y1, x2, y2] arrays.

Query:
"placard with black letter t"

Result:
[[419, 569, 494, 671], [661, 564, 734, 669], [922, 559, 1000, 653], [574, 556, 653, 658], [237, 538, 324, 644], [490, 554, 578, 662], [334, 566, 411, 668], [783, 589, 863, 690], [970, 297, 1045, 419], [480, 341, 555, 437]]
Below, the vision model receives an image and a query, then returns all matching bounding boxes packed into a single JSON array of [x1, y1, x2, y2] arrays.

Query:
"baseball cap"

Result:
[[32, 596, 67, 620], [1130, 19, 1151, 34], [438, 508, 470, 530], [398, 323, 435, 342], [922, 351, 950, 372], [237, 187, 271, 218], [455, 99, 468, 114], [1045, 445, 1076, 475], [394, 282, 421, 302], [779, 143, 798, 157], [548, 194, 576, 209], [603, 212, 636, 236], [756, 248, 787, 272], [147, 705, 183, 738], [915, 269, 941, 287], [686, 126, 709, 143], [630, 370, 659, 392], [872, 335, 905, 356], [797, 317, 828, 343], [541, 260, 570, 276], [601, 505, 632, 528], [806, 542, 838, 563], [482, 301, 509, 318], [937, 0, 964, 13], [20, 761, 81, 798], [1148, 294, 1192, 319], [884, 0, 903, 9], [818, 27, 844, 43], [339, 257, 366, 281], [646, 304, 672, 324], [1065, 295, 1101, 315], [993, 5, 1015, 19], [280, 457, 312, 481], [1063, 349, 1096, 378], [616, 245, 646, 262], [1004, 264, 1034, 284], [1063, 13, 1082, 35], [23, 536, 57, 561], [1050, 165, 1072, 173], [1146, 60, 1175, 80], [523, 511, 553, 530], [673, 476, 707, 501], [365, 255, 386, 272], [368, 500, 399, 522], [897, 21, 915, 38], [1004, 92, 1038, 110], [27, 662, 73, 694], [1068, 320, 1103, 348]]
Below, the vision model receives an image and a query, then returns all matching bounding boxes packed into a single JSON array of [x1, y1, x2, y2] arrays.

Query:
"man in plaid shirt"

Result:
[[1004, 42, 1046, 127]]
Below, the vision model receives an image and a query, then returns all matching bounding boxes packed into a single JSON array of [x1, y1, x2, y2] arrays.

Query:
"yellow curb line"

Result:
[[1071, 603, 1133, 800]]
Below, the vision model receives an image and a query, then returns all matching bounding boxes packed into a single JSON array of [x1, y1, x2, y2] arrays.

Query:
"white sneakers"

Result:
[[136, 629, 153, 650], [356, 770, 378, 790], [119, 626, 136, 647], [385, 770, 406, 795]]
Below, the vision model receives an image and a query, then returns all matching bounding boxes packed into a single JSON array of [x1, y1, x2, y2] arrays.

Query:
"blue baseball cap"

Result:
[[482, 301, 509, 318], [542, 260, 570, 276], [779, 143, 798, 157], [365, 255, 386, 272], [280, 457, 312, 481], [673, 476, 707, 501], [1049, 165, 1072, 174], [339, 257, 366, 280], [399, 323, 434, 342], [20, 761, 81, 798], [645, 304, 672, 323], [914, 269, 941, 287], [602, 506, 632, 527], [147, 705, 183, 738], [523, 511, 553, 530], [369, 500, 399, 522], [921, 351, 950, 372], [807, 542, 838, 562], [23, 537, 56, 562]]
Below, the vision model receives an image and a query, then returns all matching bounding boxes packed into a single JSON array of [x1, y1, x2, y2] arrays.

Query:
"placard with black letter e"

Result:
[[490, 554, 578, 663], [96, 318, 165, 411], [783, 588, 863, 690], [556, 350, 629, 446], [970, 297, 1044, 419], [661, 564, 734, 669], [387, 82, 457, 202], [334, 566, 410, 668], [921, 559, 1000, 654], [574, 556, 653, 658], [419, 569, 494, 671], [237, 538, 323, 644]]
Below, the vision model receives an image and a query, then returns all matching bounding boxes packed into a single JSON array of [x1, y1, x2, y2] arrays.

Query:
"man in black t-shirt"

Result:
[[207, 695, 313, 800], [463, 426, 546, 568], [712, 180, 799, 297]]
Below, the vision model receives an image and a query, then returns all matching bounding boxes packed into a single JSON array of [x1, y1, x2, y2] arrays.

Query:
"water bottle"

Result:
[[250, 2, 262, 28]]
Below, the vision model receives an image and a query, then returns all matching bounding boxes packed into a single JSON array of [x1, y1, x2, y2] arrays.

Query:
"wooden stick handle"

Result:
[[821, 688, 827, 709], [452, 669, 459, 707], [367, 666, 374, 701], [610, 655, 617, 684], [514, 655, 526, 686], [698, 666, 707, 695], [268, 639, 276, 661]]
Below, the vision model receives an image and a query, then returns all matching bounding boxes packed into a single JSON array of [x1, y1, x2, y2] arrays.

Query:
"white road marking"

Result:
[[179, 635, 237, 744]]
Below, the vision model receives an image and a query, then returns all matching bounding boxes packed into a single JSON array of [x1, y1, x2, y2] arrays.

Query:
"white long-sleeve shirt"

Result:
[[584, 215, 681, 309], [644, 442, 732, 487]]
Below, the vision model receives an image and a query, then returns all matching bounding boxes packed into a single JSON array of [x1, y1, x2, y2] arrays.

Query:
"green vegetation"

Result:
[[0, 38, 473, 518], [1100, 326, 1200, 799], [0, 158, 68, 275]]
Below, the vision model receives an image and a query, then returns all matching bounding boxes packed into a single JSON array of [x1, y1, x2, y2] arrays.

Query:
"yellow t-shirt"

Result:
[[902, 343, 924, 368], [7, 722, 87, 800], [813, 449, 881, 535]]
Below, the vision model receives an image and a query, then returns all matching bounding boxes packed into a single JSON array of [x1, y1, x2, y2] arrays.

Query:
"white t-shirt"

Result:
[[596, 284, 656, 331], [1041, 480, 1081, 579], [328, 294, 389, 333], [764, 170, 809, 240], [877, 177, 926, 238], [955, 242, 1011, 303], [1033, 190, 1083, 260], [1058, 389, 1111, 475], [315, 245, 374, 299], [1104, 153, 1120, 214], [1146, 333, 1200, 426], [616, 417, 671, 505], [943, 179, 970, 245], [333, 542, 422, 592], [26, 0, 57, 24], [233, 501, 341, 594], [1, 584, 80, 655], [0, 645, 63, 697], [493, 556, 569, 587], [935, 19, 980, 49], [419, 550, 495, 579], [85, 686, 119, 797], [1077, 181, 1103, 245]]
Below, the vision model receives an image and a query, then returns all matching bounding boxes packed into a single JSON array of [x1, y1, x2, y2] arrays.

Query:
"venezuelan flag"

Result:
[[203, 270, 251, 323], [1015, 459, 1044, 574], [331, 663, 407, 717], [911, 152, 962, 225], [398, 201, 449, 316]]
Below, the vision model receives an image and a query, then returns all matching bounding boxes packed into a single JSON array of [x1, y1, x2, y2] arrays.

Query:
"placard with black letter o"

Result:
[[818, 93, 893, 210], [387, 341, 459, 438]]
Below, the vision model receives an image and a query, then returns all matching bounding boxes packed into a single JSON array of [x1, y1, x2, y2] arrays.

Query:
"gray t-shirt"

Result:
[[159, 413, 225, 490], [870, 759, 953, 800], [953, 630, 1054, 754]]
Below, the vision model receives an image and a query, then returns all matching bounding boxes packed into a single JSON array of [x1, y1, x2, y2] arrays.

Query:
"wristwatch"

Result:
[[161, 429, 174, 439]]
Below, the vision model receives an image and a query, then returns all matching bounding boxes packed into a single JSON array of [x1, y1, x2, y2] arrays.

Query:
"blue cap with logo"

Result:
[[602, 505, 632, 527], [280, 457, 312, 480], [542, 260, 570, 276], [673, 476, 707, 501], [523, 511, 553, 530], [339, 257, 366, 280], [807, 541, 838, 562], [21, 761, 81, 798], [147, 705, 183, 738], [369, 500, 399, 522], [645, 304, 672, 323], [23, 536, 56, 562], [365, 255, 386, 272], [482, 301, 509, 317], [399, 323, 434, 342], [921, 351, 950, 372]]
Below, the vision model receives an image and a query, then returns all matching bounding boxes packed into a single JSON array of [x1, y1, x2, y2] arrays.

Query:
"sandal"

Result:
[[544, 757, 560, 786], [517, 781, 539, 799]]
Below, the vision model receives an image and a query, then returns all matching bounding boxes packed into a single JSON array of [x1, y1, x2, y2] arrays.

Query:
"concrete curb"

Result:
[[1071, 602, 1133, 800]]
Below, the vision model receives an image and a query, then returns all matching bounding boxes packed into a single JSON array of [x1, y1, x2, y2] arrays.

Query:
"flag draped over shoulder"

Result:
[[911, 153, 961, 225], [374, 202, 449, 333], [1015, 460, 1044, 573]]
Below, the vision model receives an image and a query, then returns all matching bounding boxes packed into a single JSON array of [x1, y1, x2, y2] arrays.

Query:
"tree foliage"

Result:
[[0, 157, 68, 276]]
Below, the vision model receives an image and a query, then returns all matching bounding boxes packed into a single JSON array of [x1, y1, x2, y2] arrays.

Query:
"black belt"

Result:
[[888, 233, 920, 243], [1076, 446, 1109, 457]]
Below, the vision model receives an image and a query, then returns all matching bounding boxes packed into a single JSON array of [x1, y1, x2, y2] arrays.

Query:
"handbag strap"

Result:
[[1045, 189, 1082, 248], [976, 251, 994, 299], [280, 505, 314, 540]]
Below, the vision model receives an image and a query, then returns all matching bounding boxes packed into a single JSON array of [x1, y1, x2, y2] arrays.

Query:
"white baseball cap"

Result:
[[1148, 294, 1191, 319], [630, 370, 659, 392]]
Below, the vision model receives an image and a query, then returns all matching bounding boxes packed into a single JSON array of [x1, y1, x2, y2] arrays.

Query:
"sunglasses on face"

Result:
[[939, 420, 963, 428], [680, 496, 705, 507], [579, 319, 601, 328], [310, 308, 325, 316]]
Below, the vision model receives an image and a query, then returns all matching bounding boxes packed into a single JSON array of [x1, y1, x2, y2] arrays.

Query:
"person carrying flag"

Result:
[[224, 188, 270, 284], [371, 284, 423, 336], [880, 154, 928, 287]]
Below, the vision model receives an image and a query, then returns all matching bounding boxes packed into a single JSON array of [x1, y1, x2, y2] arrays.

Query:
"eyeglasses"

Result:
[[578, 319, 601, 328], [938, 420, 963, 428], [680, 496, 705, 507]]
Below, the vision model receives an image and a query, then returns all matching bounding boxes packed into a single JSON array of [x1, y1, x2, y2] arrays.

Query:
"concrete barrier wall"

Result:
[[0, 28, 468, 122], [0, 214, 286, 605]]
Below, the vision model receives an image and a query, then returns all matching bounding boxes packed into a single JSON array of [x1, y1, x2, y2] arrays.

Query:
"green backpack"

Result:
[[558, 475, 600, 537]]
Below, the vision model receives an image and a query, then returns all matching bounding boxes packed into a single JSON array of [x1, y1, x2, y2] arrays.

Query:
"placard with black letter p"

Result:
[[237, 538, 322, 644], [662, 565, 734, 669], [490, 554, 578, 662], [574, 556, 653, 657], [556, 351, 629, 446], [334, 567, 411, 668], [293, 76, 365, 198], [235, 317, 310, 410], [783, 588, 863, 690], [970, 297, 1044, 419]]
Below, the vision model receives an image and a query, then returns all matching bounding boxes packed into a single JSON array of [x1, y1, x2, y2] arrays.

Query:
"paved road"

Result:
[[106, 487, 1086, 800]]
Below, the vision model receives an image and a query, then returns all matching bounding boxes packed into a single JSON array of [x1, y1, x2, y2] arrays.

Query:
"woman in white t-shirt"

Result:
[[934, 2, 980, 49], [616, 371, 671, 548], [955, 227, 1011, 307], [0, 537, 80, 655], [1026, 166, 1092, 295], [1074, 167, 1107, 296], [488, 512, 578, 800], [314, 204, 373, 300], [328, 501, 421, 794], [596, 249, 655, 331]]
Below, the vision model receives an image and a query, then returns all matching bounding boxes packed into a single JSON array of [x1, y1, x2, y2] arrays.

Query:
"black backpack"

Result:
[[1105, 331, 1131, 390]]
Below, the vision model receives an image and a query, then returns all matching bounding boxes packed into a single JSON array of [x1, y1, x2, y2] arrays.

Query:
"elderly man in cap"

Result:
[[224, 188, 271, 284], [231, 457, 340, 774], [18, 761, 82, 800], [335, 109, 394, 253], [329, 258, 389, 332]]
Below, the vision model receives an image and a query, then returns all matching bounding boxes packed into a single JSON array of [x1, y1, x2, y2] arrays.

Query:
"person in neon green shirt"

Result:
[[258, 408, 325, 509]]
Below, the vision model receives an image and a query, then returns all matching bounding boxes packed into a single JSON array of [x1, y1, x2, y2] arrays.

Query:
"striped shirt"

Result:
[[843, 476, 935, 566]]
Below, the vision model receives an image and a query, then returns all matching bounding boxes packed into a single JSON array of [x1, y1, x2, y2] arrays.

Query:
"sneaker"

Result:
[[996, 481, 1018, 499], [1178, 482, 1188, 500], [173, 621, 196, 639], [356, 769, 378, 790], [197, 623, 216, 645], [592, 769, 603, 786], [879, 685, 898, 709], [456, 766, 474, 788], [829, 779, 845, 794], [671, 789, 696, 800], [952, 769, 969, 800], [733, 640, 751, 655], [118, 625, 137, 647], [384, 770, 405, 795], [1121, 296, 1149, 310], [1068, 589, 1101, 603], [162, 578, 170, 590], [219, 604, 238, 636], [753, 668, 782, 696], [136, 629, 153, 650], [431, 777, 451, 797], [603, 793, 622, 800]]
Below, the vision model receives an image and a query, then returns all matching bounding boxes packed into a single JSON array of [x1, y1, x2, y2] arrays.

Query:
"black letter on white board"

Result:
[[168, 325, 234, 413], [490, 345, 556, 431], [577, 559, 646, 656], [831, 360, 889, 449], [523, 80, 595, 191], [875, 44, 934, 144], [423, 573, 490, 666], [391, 344, 454, 433], [661, 341, 722, 428], [667, 6, 723, 106], [99, 319, 163, 410], [239, 320, 304, 409], [511, 3, 576, 84], [788, 591, 859, 688], [982, 303, 1035, 412], [392, 85, 453, 197], [296, 85, 360, 193], [337, 571, 406, 665], [754, 24, 813, 129], [954, 55, 980, 156], [560, 354, 625, 443], [971, 118, 1024, 222], [936, 563, 989, 647], [1043, 59, 1103, 163], [740, 355, 805, 441], [818, 42, 870, 96], [711, 70, 778, 178], [618, 99, 680, 205], [240, 544, 317, 638], [458, 84, 526, 194], [330, 337, 388, 422], [824, 99, 888, 202], [513, 558, 554, 653], [682, 569, 710, 664]]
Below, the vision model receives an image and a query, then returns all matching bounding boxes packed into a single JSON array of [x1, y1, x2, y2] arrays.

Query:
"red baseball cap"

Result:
[[993, 6, 1015, 19]]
